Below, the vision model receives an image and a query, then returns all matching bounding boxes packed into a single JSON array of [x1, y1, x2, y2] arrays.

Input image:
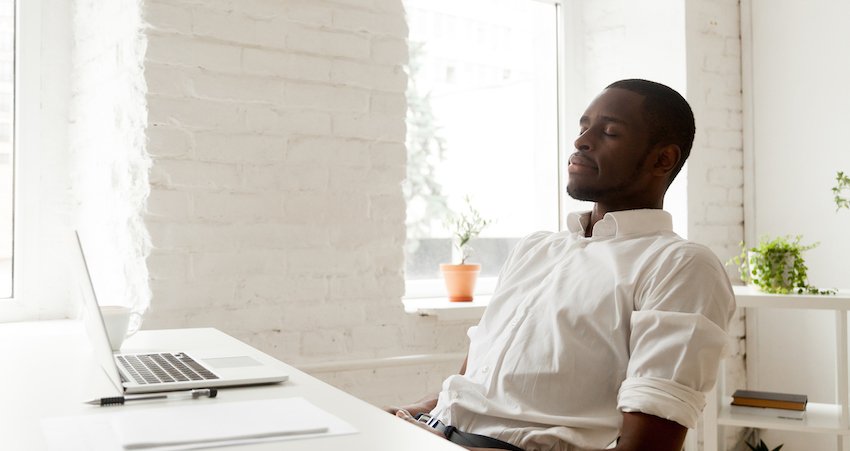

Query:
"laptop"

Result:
[[74, 232, 289, 394]]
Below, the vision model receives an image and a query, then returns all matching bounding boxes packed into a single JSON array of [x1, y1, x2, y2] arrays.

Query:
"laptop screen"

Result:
[[74, 231, 125, 394]]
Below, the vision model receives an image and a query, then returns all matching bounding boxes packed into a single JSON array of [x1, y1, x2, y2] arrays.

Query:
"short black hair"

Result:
[[606, 79, 695, 185]]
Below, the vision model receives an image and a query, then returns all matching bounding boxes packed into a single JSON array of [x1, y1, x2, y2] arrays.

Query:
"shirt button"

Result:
[[480, 366, 489, 374]]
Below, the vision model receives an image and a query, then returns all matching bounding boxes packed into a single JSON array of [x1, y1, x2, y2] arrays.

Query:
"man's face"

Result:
[[566, 88, 656, 204]]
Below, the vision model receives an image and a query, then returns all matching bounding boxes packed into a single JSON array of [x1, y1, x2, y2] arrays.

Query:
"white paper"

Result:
[[42, 415, 122, 451], [42, 397, 357, 451]]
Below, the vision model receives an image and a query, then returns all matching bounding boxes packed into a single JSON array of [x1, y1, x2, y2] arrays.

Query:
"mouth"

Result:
[[568, 153, 597, 171]]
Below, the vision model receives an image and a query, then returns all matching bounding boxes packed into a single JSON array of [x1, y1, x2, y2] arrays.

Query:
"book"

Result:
[[730, 404, 806, 420], [731, 389, 808, 411]]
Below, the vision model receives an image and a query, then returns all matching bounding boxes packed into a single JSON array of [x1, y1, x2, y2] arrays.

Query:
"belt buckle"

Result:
[[414, 413, 432, 424], [414, 413, 442, 429]]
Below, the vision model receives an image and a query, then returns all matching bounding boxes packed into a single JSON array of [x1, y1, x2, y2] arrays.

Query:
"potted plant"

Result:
[[729, 235, 834, 295], [746, 439, 783, 451], [440, 197, 491, 302]]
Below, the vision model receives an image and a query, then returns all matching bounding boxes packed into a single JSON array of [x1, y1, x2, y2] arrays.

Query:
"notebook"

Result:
[[74, 231, 289, 394]]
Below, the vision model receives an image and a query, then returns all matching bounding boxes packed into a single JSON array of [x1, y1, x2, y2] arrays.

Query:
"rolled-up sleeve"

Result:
[[617, 246, 736, 428]]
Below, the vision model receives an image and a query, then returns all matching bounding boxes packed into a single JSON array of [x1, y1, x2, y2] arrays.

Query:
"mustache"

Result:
[[568, 152, 597, 169]]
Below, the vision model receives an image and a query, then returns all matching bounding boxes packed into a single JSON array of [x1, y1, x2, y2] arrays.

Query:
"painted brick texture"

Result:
[[71, 0, 151, 324], [140, 0, 476, 407], [687, 0, 745, 265], [685, 1, 746, 448]]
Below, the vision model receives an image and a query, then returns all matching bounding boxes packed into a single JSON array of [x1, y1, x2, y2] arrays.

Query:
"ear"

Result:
[[650, 144, 681, 178]]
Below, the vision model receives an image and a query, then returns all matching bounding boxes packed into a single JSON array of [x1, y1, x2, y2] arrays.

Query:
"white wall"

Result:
[[746, 1, 850, 450]]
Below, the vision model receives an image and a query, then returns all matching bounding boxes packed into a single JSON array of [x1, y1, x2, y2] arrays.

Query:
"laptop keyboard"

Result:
[[116, 352, 219, 385]]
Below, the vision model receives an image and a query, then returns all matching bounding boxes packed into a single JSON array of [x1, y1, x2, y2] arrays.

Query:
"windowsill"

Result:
[[402, 295, 491, 321]]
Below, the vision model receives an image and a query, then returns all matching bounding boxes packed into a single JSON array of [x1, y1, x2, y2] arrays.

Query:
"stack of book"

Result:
[[730, 389, 808, 420]]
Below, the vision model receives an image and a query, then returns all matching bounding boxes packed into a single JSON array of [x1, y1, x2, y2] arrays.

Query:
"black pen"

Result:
[[84, 388, 218, 406]]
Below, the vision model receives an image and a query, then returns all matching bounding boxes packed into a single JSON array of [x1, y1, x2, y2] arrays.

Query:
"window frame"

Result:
[[403, 0, 569, 300], [0, 0, 70, 321]]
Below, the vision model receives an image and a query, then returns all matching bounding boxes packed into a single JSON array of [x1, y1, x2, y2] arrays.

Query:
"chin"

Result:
[[566, 185, 597, 202]]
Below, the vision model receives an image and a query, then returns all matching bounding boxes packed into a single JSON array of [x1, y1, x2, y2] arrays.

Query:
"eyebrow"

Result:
[[579, 115, 629, 126]]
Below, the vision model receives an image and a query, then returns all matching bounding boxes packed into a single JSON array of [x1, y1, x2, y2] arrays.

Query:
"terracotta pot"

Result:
[[439, 263, 481, 302]]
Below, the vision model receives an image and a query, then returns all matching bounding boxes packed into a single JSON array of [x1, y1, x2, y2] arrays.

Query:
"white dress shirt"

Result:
[[429, 209, 736, 451]]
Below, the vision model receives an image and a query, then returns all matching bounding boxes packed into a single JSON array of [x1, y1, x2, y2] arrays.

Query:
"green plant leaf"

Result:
[[445, 196, 492, 264], [745, 439, 783, 451], [834, 170, 850, 211], [727, 235, 836, 295]]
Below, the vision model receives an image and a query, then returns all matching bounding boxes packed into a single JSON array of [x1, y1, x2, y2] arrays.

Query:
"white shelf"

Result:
[[705, 287, 850, 451], [718, 401, 846, 435], [734, 285, 850, 310], [402, 295, 490, 321]]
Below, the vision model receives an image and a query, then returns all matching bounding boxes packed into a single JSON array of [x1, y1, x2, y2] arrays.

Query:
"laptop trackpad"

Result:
[[203, 356, 262, 369]]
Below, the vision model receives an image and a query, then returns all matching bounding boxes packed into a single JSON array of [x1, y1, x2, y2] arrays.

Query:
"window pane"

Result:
[[0, 0, 12, 297], [404, 0, 559, 282]]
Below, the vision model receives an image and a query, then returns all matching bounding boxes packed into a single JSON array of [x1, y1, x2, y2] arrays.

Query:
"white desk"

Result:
[[0, 320, 464, 450]]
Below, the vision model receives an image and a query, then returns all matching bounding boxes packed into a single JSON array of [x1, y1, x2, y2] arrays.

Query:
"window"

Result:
[[1, 0, 70, 319], [0, 0, 13, 298], [403, 0, 562, 297]]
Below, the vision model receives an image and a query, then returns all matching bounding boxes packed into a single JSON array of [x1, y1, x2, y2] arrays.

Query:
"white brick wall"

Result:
[[686, 0, 745, 262], [685, 1, 746, 448], [70, 0, 151, 323], [140, 0, 476, 407]]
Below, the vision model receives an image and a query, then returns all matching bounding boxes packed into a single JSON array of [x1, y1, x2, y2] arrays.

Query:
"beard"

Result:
[[566, 151, 651, 202], [566, 180, 632, 202], [566, 183, 607, 202]]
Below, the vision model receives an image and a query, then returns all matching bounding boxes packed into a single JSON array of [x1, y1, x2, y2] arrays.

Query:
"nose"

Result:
[[574, 128, 591, 152]]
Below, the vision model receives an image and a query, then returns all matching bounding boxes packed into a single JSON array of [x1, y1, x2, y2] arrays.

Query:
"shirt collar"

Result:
[[566, 209, 673, 238]]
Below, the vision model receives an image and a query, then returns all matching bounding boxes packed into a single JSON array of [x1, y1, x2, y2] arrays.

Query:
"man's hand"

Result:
[[384, 355, 467, 416], [394, 409, 445, 437], [383, 395, 439, 417]]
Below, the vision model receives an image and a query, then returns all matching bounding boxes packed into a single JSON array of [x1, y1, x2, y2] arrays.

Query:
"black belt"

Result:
[[415, 414, 524, 451]]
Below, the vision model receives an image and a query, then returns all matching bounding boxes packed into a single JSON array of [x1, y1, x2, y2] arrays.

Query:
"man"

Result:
[[390, 79, 735, 451]]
